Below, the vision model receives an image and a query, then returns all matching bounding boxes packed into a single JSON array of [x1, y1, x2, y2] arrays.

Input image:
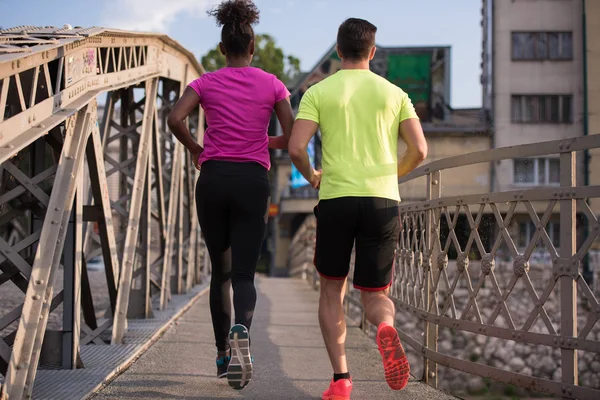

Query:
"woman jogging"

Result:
[[167, 0, 293, 391]]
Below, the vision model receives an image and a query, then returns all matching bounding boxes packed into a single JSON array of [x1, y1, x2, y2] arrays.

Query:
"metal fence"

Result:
[[289, 134, 600, 399], [0, 27, 209, 399]]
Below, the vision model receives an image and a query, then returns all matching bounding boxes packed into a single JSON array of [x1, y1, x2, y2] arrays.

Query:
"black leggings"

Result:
[[195, 160, 270, 352]]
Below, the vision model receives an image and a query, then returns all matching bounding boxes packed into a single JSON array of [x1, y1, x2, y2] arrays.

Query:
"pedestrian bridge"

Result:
[[0, 27, 599, 399]]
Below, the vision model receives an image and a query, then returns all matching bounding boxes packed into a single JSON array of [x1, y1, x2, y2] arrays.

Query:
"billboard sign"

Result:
[[376, 48, 450, 122]]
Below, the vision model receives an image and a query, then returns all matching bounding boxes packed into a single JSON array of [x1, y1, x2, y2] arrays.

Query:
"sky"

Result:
[[0, 0, 483, 108]]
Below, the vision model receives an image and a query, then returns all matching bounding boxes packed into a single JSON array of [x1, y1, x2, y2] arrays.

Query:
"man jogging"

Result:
[[288, 17, 428, 400]]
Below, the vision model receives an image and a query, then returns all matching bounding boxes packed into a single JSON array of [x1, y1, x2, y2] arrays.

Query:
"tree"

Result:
[[200, 34, 300, 84], [201, 46, 226, 72]]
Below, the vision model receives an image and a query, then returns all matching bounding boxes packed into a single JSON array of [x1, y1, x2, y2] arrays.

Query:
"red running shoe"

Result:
[[321, 378, 353, 400], [376, 323, 410, 390]]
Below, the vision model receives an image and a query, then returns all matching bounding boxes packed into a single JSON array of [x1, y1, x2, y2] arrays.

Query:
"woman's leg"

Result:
[[229, 174, 270, 331], [195, 169, 231, 352], [208, 249, 232, 352]]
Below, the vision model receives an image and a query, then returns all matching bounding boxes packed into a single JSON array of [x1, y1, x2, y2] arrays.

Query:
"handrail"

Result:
[[399, 134, 600, 184]]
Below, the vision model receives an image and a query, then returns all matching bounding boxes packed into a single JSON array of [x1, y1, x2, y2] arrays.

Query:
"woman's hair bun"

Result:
[[208, 0, 260, 27]]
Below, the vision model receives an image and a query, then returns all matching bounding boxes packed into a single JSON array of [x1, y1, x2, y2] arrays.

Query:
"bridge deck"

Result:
[[93, 277, 455, 399]]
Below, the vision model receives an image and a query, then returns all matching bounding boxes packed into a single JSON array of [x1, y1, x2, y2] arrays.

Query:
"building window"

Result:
[[511, 95, 573, 123], [518, 221, 531, 249], [512, 32, 573, 60], [518, 221, 560, 249], [514, 158, 560, 185]]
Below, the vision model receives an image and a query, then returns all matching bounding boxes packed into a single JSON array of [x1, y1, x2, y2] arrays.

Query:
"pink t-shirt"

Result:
[[188, 66, 290, 170]]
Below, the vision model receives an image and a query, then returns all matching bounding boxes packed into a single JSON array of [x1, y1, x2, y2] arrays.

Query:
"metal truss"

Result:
[[290, 135, 600, 400], [0, 27, 207, 399]]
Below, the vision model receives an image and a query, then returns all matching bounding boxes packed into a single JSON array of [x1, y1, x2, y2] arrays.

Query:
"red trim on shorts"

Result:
[[354, 249, 396, 292], [354, 280, 392, 292]]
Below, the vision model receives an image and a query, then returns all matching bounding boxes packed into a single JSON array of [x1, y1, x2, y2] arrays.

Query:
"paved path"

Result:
[[94, 278, 455, 399]]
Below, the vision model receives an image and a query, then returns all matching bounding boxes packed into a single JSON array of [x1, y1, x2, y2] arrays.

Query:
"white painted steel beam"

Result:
[[112, 78, 158, 345]]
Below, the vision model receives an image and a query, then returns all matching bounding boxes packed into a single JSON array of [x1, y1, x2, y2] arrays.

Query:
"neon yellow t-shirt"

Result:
[[296, 69, 418, 201]]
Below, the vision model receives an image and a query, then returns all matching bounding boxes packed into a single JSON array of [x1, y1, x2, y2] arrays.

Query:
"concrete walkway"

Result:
[[93, 278, 455, 399]]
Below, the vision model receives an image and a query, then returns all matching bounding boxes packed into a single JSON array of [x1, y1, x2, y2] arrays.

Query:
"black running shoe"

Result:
[[227, 324, 253, 390], [216, 354, 230, 379]]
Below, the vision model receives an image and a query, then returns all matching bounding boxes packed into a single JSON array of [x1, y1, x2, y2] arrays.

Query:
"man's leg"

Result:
[[313, 198, 356, 400], [319, 277, 348, 375], [354, 197, 409, 391], [361, 289, 395, 328]]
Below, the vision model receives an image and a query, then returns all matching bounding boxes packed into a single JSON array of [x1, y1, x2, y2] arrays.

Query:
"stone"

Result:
[[552, 347, 562, 359], [482, 345, 492, 359], [514, 343, 528, 357], [450, 379, 466, 393], [538, 355, 556, 376], [492, 358, 505, 368], [580, 372, 592, 387], [552, 369, 562, 382], [439, 339, 452, 354], [476, 334, 486, 346], [404, 322, 416, 331], [526, 353, 541, 369], [467, 376, 486, 393], [493, 315, 506, 327], [453, 335, 466, 348], [520, 367, 532, 376], [590, 360, 600, 374], [583, 372, 600, 389], [509, 357, 525, 372], [495, 346, 509, 361]]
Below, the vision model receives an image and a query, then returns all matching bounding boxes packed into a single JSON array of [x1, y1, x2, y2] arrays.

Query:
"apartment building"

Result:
[[586, 0, 600, 204], [584, 0, 600, 286], [482, 0, 590, 258]]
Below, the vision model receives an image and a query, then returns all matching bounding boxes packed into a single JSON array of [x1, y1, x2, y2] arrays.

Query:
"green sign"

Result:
[[387, 54, 431, 104]]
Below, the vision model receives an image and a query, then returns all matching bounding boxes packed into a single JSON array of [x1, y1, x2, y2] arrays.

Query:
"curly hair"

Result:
[[207, 0, 260, 56]]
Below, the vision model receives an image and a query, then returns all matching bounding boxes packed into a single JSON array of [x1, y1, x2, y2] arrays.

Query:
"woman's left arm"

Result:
[[167, 87, 203, 169]]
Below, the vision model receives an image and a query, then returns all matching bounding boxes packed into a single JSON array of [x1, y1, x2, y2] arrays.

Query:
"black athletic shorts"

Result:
[[313, 197, 400, 291]]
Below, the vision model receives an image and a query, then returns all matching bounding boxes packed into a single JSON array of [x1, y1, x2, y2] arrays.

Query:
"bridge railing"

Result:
[[0, 27, 209, 399], [289, 134, 600, 400]]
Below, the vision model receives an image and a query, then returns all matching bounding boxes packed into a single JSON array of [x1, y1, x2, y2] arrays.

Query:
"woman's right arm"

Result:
[[269, 97, 294, 149], [167, 87, 203, 169]]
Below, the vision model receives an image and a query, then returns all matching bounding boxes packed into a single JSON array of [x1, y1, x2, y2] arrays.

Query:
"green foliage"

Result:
[[503, 385, 517, 397], [200, 34, 300, 84], [201, 46, 226, 72]]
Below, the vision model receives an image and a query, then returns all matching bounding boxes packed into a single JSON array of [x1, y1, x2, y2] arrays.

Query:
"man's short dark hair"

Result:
[[337, 18, 377, 61]]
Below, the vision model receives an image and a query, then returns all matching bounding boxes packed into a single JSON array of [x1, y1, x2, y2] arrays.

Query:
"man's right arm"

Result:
[[397, 118, 427, 179], [289, 88, 322, 189]]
